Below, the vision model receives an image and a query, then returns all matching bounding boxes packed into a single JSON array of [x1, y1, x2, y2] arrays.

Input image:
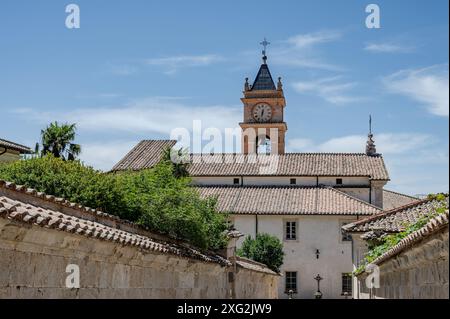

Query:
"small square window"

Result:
[[233, 178, 240, 185], [290, 178, 297, 185], [285, 221, 297, 240], [285, 271, 297, 293], [336, 178, 343, 185], [342, 273, 352, 295]]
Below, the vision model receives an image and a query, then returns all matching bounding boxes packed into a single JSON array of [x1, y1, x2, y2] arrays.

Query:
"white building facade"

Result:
[[112, 52, 401, 299]]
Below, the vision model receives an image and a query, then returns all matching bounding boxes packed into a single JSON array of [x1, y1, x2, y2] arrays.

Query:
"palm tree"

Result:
[[40, 122, 81, 160]]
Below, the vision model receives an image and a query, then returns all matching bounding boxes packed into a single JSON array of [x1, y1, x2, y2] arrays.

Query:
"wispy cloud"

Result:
[[269, 31, 343, 71], [80, 140, 139, 171], [288, 133, 434, 154], [287, 132, 448, 195], [145, 54, 224, 74], [11, 97, 241, 136], [364, 42, 413, 53], [108, 64, 138, 76], [383, 64, 449, 117], [286, 30, 342, 49], [291, 76, 363, 105]]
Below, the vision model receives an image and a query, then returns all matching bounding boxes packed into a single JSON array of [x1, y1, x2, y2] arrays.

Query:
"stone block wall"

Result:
[[0, 218, 278, 299], [357, 229, 448, 299]]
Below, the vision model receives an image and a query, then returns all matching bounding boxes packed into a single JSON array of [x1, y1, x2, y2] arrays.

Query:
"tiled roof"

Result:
[[196, 185, 382, 215], [369, 210, 449, 267], [236, 256, 279, 275], [111, 140, 390, 180], [250, 63, 276, 91], [383, 189, 420, 211], [111, 140, 176, 171], [343, 197, 449, 233], [188, 153, 389, 180], [0, 180, 230, 266], [0, 138, 32, 154]]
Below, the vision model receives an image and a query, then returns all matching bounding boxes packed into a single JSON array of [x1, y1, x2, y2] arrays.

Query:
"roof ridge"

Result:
[[326, 186, 383, 212], [383, 189, 420, 200], [344, 198, 436, 231], [0, 138, 33, 153], [370, 210, 449, 266], [193, 185, 326, 189], [189, 152, 382, 156]]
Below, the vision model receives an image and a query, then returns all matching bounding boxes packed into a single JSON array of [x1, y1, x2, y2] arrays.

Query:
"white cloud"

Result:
[[364, 42, 413, 53], [108, 64, 138, 76], [287, 31, 341, 49], [145, 54, 224, 74], [287, 132, 448, 195], [79, 140, 139, 171], [12, 97, 241, 136], [383, 64, 449, 117], [292, 76, 363, 105], [268, 31, 343, 71], [288, 133, 434, 154]]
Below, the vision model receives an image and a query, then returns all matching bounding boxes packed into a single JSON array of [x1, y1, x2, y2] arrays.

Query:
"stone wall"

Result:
[[0, 218, 278, 299], [0, 149, 20, 163], [356, 228, 448, 299]]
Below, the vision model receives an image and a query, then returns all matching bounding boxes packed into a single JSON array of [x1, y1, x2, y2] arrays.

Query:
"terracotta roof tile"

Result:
[[0, 180, 230, 266], [111, 140, 390, 180], [111, 140, 176, 171], [197, 185, 382, 215], [343, 197, 449, 234], [189, 153, 389, 180], [0, 138, 32, 154], [369, 210, 449, 266], [236, 256, 279, 275]]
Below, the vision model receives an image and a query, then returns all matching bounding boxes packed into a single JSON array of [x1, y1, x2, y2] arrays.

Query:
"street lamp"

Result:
[[314, 274, 323, 299]]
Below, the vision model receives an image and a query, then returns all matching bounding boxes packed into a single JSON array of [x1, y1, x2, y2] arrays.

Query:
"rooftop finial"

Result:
[[260, 37, 270, 64], [366, 115, 378, 156]]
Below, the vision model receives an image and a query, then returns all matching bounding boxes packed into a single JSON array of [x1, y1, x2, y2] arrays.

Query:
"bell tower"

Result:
[[239, 39, 287, 154]]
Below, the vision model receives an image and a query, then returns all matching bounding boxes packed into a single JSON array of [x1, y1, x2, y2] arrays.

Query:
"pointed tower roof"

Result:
[[251, 63, 276, 91], [250, 38, 276, 91]]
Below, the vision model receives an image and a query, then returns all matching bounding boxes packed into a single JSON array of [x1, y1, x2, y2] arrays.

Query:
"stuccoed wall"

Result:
[[0, 218, 278, 299], [357, 229, 448, 299], [232, 214, 357, 299]]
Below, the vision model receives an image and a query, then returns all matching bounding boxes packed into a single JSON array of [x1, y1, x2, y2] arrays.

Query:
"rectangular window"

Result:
[[285, 221, 297, 240], [285, 271, 297, 293], [336, 178, 343, 185], [233, 178, 240, 185], [341, 222, 353, 242], [290, 178, 297, 185], [342, 273, 352, 295]]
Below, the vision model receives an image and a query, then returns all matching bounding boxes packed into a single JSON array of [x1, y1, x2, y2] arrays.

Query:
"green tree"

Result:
[[0, 155, 228, 250], [40, 122, 81, 160], [237, 233, 284, 272]]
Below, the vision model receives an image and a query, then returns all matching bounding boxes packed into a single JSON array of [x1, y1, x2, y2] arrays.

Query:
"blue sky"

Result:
[[0, 0, 448, 195]]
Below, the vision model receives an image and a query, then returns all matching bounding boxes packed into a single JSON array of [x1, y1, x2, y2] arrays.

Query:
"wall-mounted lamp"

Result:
[[315, 249, 320, 259]]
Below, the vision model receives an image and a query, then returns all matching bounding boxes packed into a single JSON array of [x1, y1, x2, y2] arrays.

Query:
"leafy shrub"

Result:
[[0, 155, 228, 250], [237, 233, 284, 272]]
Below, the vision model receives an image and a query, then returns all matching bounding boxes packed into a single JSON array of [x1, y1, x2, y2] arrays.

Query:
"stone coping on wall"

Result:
[[0, 179, 230, 266]]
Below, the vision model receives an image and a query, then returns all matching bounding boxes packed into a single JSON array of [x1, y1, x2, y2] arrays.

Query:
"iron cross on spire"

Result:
[[369, 115, 372, 135], [260, 38, 270, 63]]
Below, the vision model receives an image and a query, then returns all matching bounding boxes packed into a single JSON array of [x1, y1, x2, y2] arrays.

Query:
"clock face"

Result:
[[253, 103, 272, 122]]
